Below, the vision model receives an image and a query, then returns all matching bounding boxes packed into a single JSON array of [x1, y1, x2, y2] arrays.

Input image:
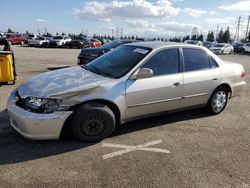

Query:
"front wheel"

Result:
[[70, 103, 116, 142], [206, 86, 228, 115]]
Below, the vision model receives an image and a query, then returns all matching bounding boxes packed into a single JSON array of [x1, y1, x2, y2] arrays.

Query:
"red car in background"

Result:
[[7, 34, 25, 45], [89, 39, 102, 48]]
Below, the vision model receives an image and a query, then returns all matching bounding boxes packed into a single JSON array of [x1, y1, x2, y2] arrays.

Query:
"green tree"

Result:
[[26, 31, 31, 35], [222, 27, 230, 43], [217, 28, 224, 43], [206, 31, 215, 42], [191, 34, 197, 40], [42, 32, 52, 37], [7, 28, 14, 33], [247, 31, 250, 42], [197, 34, 204, 41]]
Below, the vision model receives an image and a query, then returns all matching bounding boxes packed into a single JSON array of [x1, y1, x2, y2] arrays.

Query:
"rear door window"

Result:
[[183, 48, 210, 72]]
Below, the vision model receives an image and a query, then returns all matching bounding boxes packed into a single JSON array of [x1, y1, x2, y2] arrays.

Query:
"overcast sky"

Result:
[[1, 0, 250, 38]]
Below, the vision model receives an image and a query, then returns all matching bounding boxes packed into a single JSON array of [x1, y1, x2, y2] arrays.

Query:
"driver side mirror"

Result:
[[131, 68, 153, 79]]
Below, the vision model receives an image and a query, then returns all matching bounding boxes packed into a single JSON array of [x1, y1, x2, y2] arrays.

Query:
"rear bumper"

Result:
[[231, 81, 246, 98]]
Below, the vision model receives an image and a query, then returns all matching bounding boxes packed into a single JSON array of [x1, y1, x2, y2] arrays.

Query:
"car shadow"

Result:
[[0, 108, 208, 165], [113, 108, 208, 136], [47, 66, 70, 71]]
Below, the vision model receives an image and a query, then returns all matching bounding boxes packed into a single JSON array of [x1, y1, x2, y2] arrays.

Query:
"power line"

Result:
[[233, 16, 241, 43], [246, 15, 250, 40]]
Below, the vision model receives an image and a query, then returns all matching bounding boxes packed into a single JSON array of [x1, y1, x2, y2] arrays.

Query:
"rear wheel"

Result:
[[206, 86, 228, 115], [70, 103, 116, 142]]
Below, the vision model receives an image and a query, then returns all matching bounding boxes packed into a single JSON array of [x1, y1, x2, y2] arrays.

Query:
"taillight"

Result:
[[241, 69, 246, 80]]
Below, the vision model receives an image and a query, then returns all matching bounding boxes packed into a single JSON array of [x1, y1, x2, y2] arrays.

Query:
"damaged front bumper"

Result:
[[7, 90, 73, 140]]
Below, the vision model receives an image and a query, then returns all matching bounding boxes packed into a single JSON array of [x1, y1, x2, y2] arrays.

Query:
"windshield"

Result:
[[53, 36, 63, 40], [83, 45, 151, 78], [214, 44, 225, 47], [102, 41, 122, 49]]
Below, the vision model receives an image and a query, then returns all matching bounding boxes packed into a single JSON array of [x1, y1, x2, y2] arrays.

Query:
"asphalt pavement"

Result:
[[0, 46, 249, 188]]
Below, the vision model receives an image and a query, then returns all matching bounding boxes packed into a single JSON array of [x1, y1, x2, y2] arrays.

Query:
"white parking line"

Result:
[[102, 139, 170, 160]]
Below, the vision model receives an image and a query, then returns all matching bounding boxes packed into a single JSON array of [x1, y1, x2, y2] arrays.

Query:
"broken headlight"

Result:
[[25, 97, 68, 113]]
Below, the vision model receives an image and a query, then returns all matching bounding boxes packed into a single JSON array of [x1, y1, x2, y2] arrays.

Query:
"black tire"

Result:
[[70, 103, 116, 142], [206, 86, 228, 115]]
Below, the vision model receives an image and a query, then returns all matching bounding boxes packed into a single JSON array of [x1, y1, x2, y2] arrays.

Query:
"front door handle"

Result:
[[172, 82, 180, 87], [212, 78, 218, 80]]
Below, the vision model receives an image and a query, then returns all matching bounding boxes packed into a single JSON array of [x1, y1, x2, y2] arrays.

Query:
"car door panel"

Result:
[[182, 68, 221, 107], [125, 47, 183, 119], [181, 48, 222, 108], [125, 74, 183, 119]]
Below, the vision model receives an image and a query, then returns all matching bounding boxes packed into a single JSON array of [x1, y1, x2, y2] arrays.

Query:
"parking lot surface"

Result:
[[0, 46, 250, 187]]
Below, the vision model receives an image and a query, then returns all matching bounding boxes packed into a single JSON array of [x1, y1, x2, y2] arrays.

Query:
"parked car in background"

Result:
[[7, 42, 246, 141], [28, 36, 51, 47], [0, 32, 6, 38], [49, 36, 71, 47], [24, 34, 38, 44], [203, 41, 213, 49], [63, 37, 89, 49], [7, 34, 25, 45], [87, 38, 102, 48], [210, 43, 234, 54], [184, 40, 203, 46], [243, 43, 250, 54], [77, 40, 138, 65], [233, 43, 244, 53]]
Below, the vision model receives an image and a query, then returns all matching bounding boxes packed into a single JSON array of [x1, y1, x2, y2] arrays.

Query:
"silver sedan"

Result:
[[7, 42, 246, 141]]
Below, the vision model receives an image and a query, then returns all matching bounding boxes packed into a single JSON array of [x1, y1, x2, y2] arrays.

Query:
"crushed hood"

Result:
[[18, 66, 109, 98]]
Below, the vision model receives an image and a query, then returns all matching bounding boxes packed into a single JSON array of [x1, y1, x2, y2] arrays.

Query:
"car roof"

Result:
[[125, 41, 200, 49]]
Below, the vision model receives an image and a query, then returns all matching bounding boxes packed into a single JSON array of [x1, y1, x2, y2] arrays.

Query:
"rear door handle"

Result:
[[212, 78, 218, 80]]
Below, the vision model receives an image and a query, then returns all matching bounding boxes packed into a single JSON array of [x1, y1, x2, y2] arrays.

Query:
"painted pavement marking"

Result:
[[102, 139, 170, 160]]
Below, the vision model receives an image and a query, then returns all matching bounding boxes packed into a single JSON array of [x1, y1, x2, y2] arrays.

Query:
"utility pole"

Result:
[[215, 24, 219, 43], [234, 16, 241, 43], [121, 28, 123, 38], [246, 15, 250, 40], [112, 29, 114, 38]]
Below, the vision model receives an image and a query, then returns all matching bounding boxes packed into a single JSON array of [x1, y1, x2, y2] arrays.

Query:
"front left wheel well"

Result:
[[60, 99, 121, 138]]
